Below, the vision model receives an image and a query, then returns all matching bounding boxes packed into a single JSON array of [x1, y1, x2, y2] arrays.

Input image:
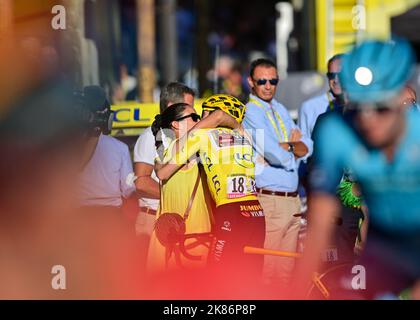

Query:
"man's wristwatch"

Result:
[[287, 143, 295, 153]]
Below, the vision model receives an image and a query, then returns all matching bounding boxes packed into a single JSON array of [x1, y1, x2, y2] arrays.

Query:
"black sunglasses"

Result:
[[175, 113, 201, 122], [326, 72, 340, 80], [253, 78, 279, 86]]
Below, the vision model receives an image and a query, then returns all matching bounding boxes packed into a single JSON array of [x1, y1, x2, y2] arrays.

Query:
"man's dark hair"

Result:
[[79, 85, 112, 135], [327, 54, 344, 70], [249, 58, 277, 78], [159, 82, 195, 113]]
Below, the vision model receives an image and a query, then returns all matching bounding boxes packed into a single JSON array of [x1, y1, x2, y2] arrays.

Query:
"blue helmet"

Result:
[[339, 38, 416, 103]]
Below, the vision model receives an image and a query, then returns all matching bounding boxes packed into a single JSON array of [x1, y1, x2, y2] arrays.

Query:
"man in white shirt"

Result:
[[133, 82, 195, 242], [78, 86, 135, 211]]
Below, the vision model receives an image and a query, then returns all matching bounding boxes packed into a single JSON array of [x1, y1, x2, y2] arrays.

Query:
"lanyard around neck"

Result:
[[250, 97, 289, 142]]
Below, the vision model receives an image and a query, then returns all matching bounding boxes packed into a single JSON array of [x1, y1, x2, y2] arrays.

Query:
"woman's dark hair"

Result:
[[151, 102, 189, 158]]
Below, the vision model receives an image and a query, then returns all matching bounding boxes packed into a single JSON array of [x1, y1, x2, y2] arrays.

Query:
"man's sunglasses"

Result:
[[253, 78, 279, 86], [326, 72, 340, 80], [175, 113, 201, 122]]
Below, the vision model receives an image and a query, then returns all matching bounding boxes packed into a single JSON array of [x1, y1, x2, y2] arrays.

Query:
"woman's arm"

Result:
[[154, 158, 184, 181]]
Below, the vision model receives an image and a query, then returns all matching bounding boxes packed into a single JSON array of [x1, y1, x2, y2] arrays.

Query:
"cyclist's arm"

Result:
[[156, 110, 240, 180], [195, 109, 241, 131], [166, 110, 239, 163]]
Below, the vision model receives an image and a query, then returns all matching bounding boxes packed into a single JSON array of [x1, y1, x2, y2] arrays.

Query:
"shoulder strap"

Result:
[[183, 164, 202, 221]]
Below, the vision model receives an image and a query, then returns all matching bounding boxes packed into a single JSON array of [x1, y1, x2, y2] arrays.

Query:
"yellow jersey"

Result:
[[147, 161, 212, 272], [164, 128, 258, 207]]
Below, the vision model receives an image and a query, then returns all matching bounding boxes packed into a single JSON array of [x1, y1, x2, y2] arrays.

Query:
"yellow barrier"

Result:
[[315, 0, 420, 72], [111, 100, 204, 131], [111, 102, 159, 129]]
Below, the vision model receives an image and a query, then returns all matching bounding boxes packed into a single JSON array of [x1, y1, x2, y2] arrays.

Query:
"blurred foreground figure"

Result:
[[296, 39, 420, 300], [0, 80, 143, 298]]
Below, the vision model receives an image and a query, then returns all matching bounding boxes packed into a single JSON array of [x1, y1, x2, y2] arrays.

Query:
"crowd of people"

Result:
[[1, 37, 420, 300], [76, 37, 420, 299]]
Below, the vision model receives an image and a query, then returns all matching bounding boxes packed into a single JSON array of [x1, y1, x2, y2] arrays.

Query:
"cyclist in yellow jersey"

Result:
[[156, 95, 266, 278], [148, 102, 240, 274]]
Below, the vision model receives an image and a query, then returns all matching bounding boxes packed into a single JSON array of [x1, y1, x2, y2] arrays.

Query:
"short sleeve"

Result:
[[133, 128, 156, 165], [120, 144, 136, 198]]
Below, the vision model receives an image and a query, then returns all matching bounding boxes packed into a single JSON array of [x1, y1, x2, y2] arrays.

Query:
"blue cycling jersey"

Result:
[[310, 108, 420, 235]]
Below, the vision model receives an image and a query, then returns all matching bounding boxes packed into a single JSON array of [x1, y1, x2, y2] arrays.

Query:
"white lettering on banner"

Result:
[[51, 5, 66, 30]]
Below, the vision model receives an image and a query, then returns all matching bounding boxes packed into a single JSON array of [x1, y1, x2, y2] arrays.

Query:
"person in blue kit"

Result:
[[295, 38, 420, 300]]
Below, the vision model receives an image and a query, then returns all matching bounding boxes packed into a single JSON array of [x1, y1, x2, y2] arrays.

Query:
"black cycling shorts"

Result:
[[209, 200, 265, 276]]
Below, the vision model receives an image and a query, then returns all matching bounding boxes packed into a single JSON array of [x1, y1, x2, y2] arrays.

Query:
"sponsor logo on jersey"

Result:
[[240, 210, 264, 218], [212, 175, 221, 195], [233, 152, 254, 168], [218, 134, 235, 147], [213, 239, 226, 261], [240, 204, 264, 217], [221, 221, 232, 232], [209, 129, 251, 149]]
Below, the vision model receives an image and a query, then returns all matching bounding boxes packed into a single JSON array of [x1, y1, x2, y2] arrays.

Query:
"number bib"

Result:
[[227, 175, 256, 199]]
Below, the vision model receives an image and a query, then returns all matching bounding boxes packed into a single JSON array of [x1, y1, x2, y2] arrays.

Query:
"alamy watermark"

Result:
[[51, 5, 66, 30], [351, 265, 366, 290], [352, 5, 366, 31], [51, 265, 66, 290]]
